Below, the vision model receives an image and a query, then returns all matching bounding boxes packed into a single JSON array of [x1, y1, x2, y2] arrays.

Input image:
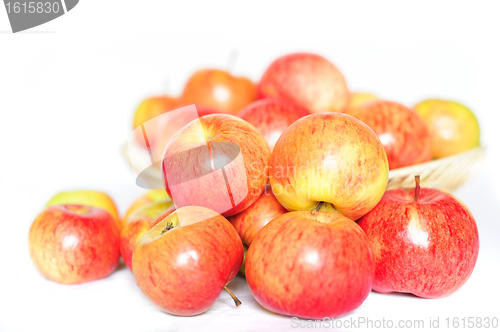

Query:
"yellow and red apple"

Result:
[[132, 206, 243, 316], [414, 99, 480, 158], [269, 112, 388, 221], [180, 69, 256, 114], [258, 53, 350, 113], [162, 114, 270, 217], [29, 204, 120, 284]]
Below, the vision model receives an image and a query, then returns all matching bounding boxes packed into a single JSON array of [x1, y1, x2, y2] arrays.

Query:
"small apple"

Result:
[[123, 189, 171, 223], [133, 95, 179, 148], [258, 53, 349, 113], [357, 176, 479, 298], [46, 190, 121, 229], [346, 92, 379, 110], [238, 98, 310, 151], [132, 206, 244, 316], [29, 204, 120, 284], [228, 185, 287, 246], [162, 113, 270, 217], [269, 112, 389, 221], [120, 199, 175, 270], [180, 69, 256, 114], [414, 99, 480, 158], [345, 100, 432, 169], [246, 211, 374, 319]]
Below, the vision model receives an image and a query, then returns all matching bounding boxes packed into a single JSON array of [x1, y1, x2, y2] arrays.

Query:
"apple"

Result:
[[29, 204, 120, 284], [239, 245, 248, 276], [46, 190, 121, 229], [180, 69, 256, 114], [228, 184, 287, 246], [162, 113, 270, 217], [269, 112, 389, 221], [345, 100, 432, 169], [414, 99, 480, 158], [258, 53, 349, 113], [357, 176, 479, 298], [132, 206, 244, 316], [148, 105, 220, 165], [120, 199, 175, 270], [246, 211, 374, 319], [346, 92, 379, 110], [123, 189, 171, 222], [238, 98, 310, 151], [133, 95, 179, 148]]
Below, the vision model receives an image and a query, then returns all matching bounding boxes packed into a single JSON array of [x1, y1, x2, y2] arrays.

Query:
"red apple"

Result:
[[180, 69, 256, 114], [258, 53, 349, 113], [238, 98, 310, 151], [162, 113, 270, 217], [344, 100, 432, 169], [357, 176, 479, 298], [269, 112, 389, 221], [246, 211, 374, 319], [28, 204, 120, 284], [123, 189, 171, 222], [228, 185, 287, 246], [120, 199, 175, 270], [132, 206, 244, 316]]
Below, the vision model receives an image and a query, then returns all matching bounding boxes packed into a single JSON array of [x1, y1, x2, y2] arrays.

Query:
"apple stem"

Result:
[[224, 286, 242, 307], [160, 222, 174, 235], [414, 175, 421, 202], [311, 201, 324, 215]]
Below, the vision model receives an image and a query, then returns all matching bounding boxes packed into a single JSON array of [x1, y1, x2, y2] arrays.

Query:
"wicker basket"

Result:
[[122, 141, 485, 192]]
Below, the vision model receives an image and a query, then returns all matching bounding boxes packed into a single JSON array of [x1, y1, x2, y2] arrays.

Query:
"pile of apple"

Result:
[[29, 53, 480, 319]]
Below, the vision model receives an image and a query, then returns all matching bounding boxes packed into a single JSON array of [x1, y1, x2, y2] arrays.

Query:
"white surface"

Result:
[[1, 1, 500, 331]]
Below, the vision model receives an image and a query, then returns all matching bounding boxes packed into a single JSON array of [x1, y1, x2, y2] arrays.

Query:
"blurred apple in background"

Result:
[[124, 189, 171, 222], [132, 206, 243, 316], [133, 95, 179, 147], [358, 176, 479, 298], [345, 92, 379, 110], [238, 99, 310, 151], [269, 112, 388, 221], [46, 190, 121, 229], [414, 99, 480, 158], [229, 184, 287, 246], [180, 69, 256, 114], [345, 100, 432, 169], [162, 114, 270, 217], [120, 199, 175, 269], [258, 53, 349, 113], [246, 211, 374, 319], [29, 205, 120, 284]]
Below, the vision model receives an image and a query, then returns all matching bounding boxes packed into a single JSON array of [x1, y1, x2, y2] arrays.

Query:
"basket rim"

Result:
[[388, 145, 486, 178]]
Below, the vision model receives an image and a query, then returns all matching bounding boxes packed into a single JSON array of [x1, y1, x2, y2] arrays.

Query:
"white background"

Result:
[[1, 1, 500, 331]]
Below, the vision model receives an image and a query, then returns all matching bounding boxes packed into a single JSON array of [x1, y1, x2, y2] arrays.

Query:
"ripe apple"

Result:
[[228, 185, 287, 246], [345, 100, 432, 169], [238, 98, 310, 151], [162, 113, 270, 217], [132, 206, 244, 316], [120, 199, 175, 270], [357, 176, 479, 298], [123, 189, 171, 222], [258, 53, 349, 113], [346, 92, 379, 110], [29, 204, 120, 284], [180, 69, 256, 114], [46, 190, 121, 229], [414, 99, 480, 158], [269, 112, 389, 221], [246, 211, 374, 319], [133, 95, 179, 148]]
